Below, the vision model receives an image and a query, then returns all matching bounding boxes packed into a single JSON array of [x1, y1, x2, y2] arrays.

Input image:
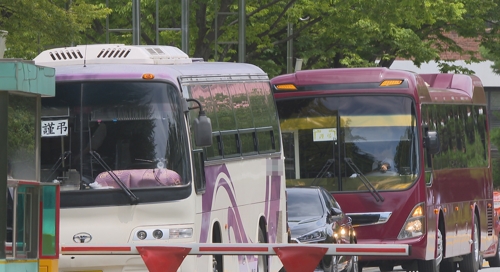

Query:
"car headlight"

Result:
[[296, 228, 328, 243], [397, 203, 425, 239], [333, 227, 348, 240]]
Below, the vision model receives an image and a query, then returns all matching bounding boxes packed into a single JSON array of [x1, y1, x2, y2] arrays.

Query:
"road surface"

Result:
[[362, 262, 500, 271]]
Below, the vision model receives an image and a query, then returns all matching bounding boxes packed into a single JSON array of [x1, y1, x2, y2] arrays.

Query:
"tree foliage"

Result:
[[0, 0, 111, 59], [490, 125, 500, 188], [1, 0, 500, 77]]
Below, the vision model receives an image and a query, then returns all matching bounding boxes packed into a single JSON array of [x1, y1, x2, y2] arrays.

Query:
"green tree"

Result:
[[0, 0, 111, 59], [83, 0, 500, 77], [490, 125, 500, 189], [3, 0, 500, 78]]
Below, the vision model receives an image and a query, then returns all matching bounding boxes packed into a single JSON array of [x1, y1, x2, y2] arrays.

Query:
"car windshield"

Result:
[[40, 81, 190, 191], [287, 189, 324, 220], [277, 95, 419, 192]]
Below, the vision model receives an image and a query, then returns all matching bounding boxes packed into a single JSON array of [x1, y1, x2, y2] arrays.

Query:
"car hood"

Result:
[[288, 216, 326, 238]]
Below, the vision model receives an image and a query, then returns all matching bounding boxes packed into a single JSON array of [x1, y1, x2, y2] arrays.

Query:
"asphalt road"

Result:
[[362, 262, 500, 272]]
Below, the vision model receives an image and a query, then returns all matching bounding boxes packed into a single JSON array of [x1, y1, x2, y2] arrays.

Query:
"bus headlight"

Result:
[[137, 230, 147, 240], [169, 228, 193, 239], [152, 229, 163, 239], [397, 203, 425, 239], [133, 227, 193, 241]]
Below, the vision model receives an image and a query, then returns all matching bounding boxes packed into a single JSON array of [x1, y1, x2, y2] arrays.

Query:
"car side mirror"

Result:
[[331, 207, 342, 217]]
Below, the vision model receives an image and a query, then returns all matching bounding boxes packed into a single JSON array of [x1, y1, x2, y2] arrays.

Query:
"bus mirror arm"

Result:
[[187, 98, 213, 147]]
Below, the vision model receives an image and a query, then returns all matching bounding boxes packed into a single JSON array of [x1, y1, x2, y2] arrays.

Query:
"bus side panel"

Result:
[[430, 167, 494, 258], [195, 157, 286, 271]]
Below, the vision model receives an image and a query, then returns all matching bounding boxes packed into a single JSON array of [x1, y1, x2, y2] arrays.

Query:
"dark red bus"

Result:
[[271, 68, 499, 272]]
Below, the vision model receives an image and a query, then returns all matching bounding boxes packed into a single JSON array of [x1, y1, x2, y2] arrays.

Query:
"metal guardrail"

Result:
[[61, 243, 411, 272]]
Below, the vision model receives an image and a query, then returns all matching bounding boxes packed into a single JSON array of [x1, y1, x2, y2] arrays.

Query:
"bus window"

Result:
[[41, 81, 190, 191], [187, 81, 280, 159], [277, 95, 418, 192]]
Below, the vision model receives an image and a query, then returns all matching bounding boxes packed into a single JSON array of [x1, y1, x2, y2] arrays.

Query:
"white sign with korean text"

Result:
[[42, 120, 69, 137], [313, 128, 337, 142]]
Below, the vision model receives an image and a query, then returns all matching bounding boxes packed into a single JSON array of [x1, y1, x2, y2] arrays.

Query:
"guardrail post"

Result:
[[274, 246, 328, 272], [136, 246, 191, 272]]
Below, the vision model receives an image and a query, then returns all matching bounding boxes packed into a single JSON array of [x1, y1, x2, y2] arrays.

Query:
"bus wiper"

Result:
[[89, 151, 139, 205], [44, 151, 71, 183], [344, 157, 384, 202], [312, 159, 335, 186]]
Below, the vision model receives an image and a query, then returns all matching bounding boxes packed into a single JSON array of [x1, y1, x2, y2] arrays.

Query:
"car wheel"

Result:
[[322, 255, 338, 272], [348, 255, 358, 272]]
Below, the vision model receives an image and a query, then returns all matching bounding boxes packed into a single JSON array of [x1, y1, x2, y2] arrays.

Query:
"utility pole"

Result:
[[238, 0, 245, 63], [287, 22, 293, 73], [214, 0, 246, 62], [181, 0, 189, 53], [132, 0, 141, 45]]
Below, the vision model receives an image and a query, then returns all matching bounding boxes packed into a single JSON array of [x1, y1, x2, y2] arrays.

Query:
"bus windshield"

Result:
[[277, 95, 419, 192], [41, 81, 190, 191]]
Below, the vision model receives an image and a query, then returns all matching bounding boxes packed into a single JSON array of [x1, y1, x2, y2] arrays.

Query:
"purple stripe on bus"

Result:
[[198, 162, 282, 270], [199, 163, 282, 243]]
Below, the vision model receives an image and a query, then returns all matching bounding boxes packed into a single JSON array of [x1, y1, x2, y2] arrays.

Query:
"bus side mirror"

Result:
[[186, 98, 213, 147], [425, 130, 440, 155], [193, 113, 213, 147]]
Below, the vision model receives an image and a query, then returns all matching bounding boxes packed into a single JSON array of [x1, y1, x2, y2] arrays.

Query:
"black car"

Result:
[[286, 186, 358, 272]]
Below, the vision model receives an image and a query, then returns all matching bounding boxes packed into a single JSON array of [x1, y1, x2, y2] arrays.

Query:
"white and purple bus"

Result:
[[34, 44, 287, 272]]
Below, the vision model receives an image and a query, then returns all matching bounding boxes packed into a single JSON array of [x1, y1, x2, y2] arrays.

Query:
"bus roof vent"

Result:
[[34, 44, 192, 67]]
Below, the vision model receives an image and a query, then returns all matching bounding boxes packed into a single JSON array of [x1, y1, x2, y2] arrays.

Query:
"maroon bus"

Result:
[[271, 68, 499, 272]]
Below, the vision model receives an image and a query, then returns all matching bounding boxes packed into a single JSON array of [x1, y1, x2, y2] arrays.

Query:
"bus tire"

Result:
[[487, 239, 500, 267], [460, 216, 480, 272], [212, 225, 223, 272], [439, 258, 457, 272], [258, 227, 268, 272], [417, 228, 443, 272], [378, 265, 392, 272], [417, 257, 439, 272]]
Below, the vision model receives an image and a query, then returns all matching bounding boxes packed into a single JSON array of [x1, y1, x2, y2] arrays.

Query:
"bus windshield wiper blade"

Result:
[[344, 157, 384, 202], [312, 159, 335, 185], [89, 151, 139, 205], [44, 151, 71, 183]]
